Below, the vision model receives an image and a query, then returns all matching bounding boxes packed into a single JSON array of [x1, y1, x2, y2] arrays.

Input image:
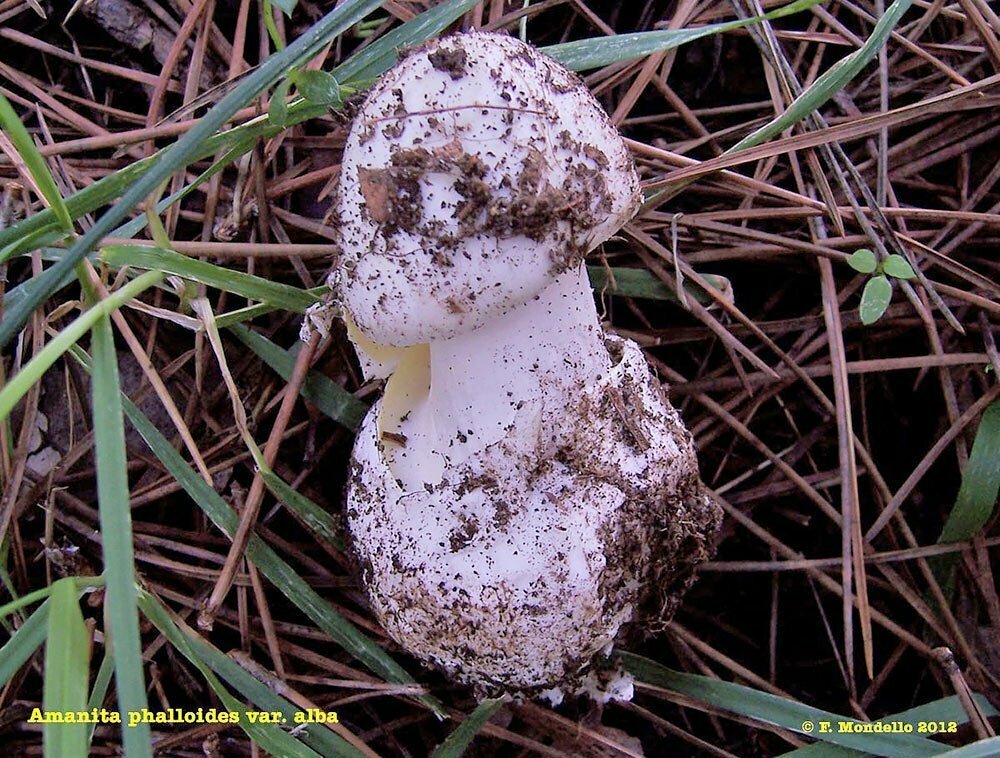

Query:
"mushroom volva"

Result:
[[326, 32, 722, 700]]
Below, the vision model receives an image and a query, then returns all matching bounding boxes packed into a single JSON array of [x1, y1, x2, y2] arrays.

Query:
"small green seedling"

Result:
[[846, 248, 916, 325]]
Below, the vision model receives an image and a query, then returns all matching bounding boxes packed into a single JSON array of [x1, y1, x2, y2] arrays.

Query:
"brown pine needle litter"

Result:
[[0, 0, 998, 755]]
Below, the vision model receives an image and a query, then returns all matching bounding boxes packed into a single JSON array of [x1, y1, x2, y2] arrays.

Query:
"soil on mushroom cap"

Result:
[[358, 139, 612, 273], [427, 45, 468, 79]]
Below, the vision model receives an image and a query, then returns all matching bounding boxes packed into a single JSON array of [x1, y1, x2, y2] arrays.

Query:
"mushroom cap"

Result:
[[345, 335, 720, 697], [333, 32, 641, 346]]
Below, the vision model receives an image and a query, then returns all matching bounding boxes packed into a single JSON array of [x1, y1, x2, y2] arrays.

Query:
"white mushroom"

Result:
[[331, 32, 721, 699], [333, 32, 640, 347]]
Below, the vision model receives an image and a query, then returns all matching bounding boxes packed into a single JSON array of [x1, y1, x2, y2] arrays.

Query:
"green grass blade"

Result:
[[0, 225, 62, 265], [1, 586, 66, 621], [0, 576, 104, 621], [91, 311, 153, 757], [0, 130, 262, 261], [728, 0, 913, 153], [334, 0, 481, 84], [43, 578, 90, 758], [0, 160, 149, 258], [620, 652, 946, 756], [0, 92, 74, 235], [0, 105, 329, 261], [229, 324, 367, 430], [935, 738, 1000, 757], [0, 600, 49, 689], [109, 138, 257, 242], [272, 0, 297, 18], [259, 468, 345, 550], [0, 540, 17, 623], [3, 253, 81, 308], [432, 698, 505, 758], [214, 301, 294, 328], [587, 265, 729, 304], [138, 591, 358, 756], [938, 400, 1000, 543], [547, 26, 737, 72], [99, 245, 320, 312], [544, 0, 822, 71], [0, 269, 164, 425], [120, 395, 445, 716], [782, 695, 999, 756], [137, 590, 323, 758], [0, 0, 384, 351], [86, 652, 115, 744]]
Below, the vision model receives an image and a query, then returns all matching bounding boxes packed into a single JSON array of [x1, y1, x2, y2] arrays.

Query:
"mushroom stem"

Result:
[[382, 267, 611, 490], [430, 267, 609, 450]]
